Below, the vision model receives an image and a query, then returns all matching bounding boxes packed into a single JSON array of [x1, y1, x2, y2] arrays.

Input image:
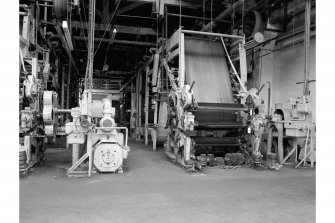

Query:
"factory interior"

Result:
[[2, 0, 333, 222]]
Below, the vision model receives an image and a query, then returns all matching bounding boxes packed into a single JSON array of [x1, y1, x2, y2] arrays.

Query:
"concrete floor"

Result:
[[20, 140, 315, 223]]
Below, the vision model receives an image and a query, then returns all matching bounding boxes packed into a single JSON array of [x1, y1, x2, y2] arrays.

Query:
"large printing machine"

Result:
[[149, 29, 266, 171]]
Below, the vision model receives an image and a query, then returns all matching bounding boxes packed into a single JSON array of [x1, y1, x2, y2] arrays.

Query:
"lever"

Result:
[[189, 81, 195, 93]]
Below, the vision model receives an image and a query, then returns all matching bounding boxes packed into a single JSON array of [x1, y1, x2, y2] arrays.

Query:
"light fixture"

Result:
[[62, 21, 74, 51]]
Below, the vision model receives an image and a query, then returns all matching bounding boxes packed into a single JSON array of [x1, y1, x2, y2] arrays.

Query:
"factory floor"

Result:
[[20, 140, 315, 223]]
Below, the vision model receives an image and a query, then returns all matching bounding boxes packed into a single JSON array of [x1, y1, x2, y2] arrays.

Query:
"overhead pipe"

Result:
[[201, 0, 245, 32]]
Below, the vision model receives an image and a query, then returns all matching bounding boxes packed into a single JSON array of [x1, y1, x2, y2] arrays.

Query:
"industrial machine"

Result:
[[155, 29, 265, 171], [65, 91, 130, 176], [267, 95, 315, 168], [19, 4, 60, 175]]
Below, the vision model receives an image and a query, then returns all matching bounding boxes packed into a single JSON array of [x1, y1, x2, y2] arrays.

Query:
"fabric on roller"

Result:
[[184, 37, 236, 123], [184, 37, 234, 104], [158, 101, 168, 128]]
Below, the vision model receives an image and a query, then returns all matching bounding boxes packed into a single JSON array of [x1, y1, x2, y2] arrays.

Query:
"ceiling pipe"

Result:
[[73, 36, 156, 46], [201, 0, 245, 32]]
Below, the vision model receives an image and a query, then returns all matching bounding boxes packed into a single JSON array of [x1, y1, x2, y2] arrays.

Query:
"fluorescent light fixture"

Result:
[[62, 21, 74, 51], [110, 29, 117, 44]]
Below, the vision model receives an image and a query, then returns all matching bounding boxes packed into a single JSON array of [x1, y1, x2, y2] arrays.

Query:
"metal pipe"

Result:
[[116, 14, 157, 21], [43, 2, 48, 37], [57, 108, 71, 113], [267, 82, 271, 116], [267, 124, 273, 155], [220, 37, 247, 92], [181, 29, 244, 39], [39, 3, 53, 7], [167, 13, 232, 24], [303, 0, 311, 96]]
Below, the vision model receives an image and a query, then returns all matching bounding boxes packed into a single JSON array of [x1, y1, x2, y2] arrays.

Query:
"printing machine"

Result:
[[159, 29, 266, 171]]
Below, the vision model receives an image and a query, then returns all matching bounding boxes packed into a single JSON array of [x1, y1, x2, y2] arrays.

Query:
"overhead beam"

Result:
[[71, 21, 157, 35], [126, 0, 201, 8], [117, 1, 148, 15], [73, 36, 156, 46], [74, 45, 144, 53]]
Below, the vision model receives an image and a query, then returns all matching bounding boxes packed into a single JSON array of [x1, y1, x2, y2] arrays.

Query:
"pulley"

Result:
[[243, 10, 264, 38]]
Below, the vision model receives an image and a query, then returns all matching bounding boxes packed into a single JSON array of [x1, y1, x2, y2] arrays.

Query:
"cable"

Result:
[[94, 0, 122, 57]]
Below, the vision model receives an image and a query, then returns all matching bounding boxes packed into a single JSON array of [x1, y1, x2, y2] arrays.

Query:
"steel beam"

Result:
[[71, 21, 157, 35]]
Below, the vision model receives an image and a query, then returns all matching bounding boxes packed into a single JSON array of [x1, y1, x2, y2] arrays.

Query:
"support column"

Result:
[[178, 30, 185, 87], [61, 66, 65, 124], [138, 72, 143, 140], [154, 102, 158, 125], [144, 67, 149, 145], [136, 73, 140, 127], [267, 124, 273, 155], [67, 63, 71, 120], [72, 144, 79, 165], [310, 125, 315, 168], [277, 118, 284, 163], [87, 133, 93, 177]]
